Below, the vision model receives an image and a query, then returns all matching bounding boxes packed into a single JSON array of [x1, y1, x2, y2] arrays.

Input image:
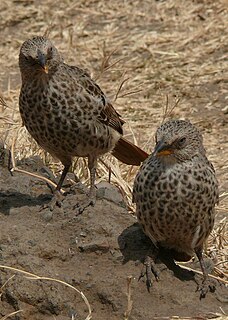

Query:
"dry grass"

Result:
[[0, 265, 92, 320], [0, 0, 227, 315], [0, 310, 23, 320], [124, 276, 133, 320]]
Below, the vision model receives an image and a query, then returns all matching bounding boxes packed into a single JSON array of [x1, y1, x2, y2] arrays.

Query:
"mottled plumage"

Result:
[[133, 119, 218, 296], [19, 36, 148, 212]]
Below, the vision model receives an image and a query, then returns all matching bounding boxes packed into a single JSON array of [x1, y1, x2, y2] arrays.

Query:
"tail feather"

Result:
[[112, 138, 148, 166]]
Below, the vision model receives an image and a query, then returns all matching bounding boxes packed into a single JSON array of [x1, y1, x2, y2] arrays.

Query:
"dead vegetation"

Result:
[[0, 0, 227, 318]]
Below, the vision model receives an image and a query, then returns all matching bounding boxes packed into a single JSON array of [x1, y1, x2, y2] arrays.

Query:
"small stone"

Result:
[[42, 210, 53, 222], [28, 240, 37, 247], [222, 105, 228, 114], [80, 231, 87, 237], [78, 240, 110, 253], [96, 181, 125, 207]]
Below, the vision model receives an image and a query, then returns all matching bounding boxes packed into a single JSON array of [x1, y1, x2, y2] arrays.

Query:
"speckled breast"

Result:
[[133, 157, 218, 253], [19, 78, 118, 162]]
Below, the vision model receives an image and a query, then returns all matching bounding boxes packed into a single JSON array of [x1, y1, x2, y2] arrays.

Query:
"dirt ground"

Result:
[[0, 0, 227, 319], [0, 161, 227, 320]]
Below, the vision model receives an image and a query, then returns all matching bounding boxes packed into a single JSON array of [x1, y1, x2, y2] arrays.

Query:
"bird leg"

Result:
[[74, 155, 97, 215], [195, 249, 216, 298], [139, 246, 160, 291], [56, 164, 71, 192], [7, 149, 13, 176], [43, 164, 70, 211], [88, 156, 97, 203]]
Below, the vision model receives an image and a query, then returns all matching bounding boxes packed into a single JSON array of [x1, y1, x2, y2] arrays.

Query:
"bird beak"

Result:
[[37, 50, 48, 74], [153, 140, 173, 157]]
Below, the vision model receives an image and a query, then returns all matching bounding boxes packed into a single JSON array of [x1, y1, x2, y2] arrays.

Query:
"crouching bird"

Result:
[[133, 119, 219, 298]]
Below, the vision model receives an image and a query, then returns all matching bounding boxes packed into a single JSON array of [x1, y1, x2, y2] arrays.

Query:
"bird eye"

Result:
[[47, 47, 53, 58], [179, 137, 186, 145]]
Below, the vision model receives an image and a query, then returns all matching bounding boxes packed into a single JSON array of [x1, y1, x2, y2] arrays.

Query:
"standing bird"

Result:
[[133, 119, 219, 297], [19, 36, 148, 213]]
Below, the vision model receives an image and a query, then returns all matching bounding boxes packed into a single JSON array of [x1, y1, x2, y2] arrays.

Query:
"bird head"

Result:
[[153, 120, 206, 161], [19, 36, 61, 77]]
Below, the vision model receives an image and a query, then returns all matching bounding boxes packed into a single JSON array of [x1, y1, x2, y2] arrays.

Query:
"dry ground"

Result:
[[0, 0, 227, 319]]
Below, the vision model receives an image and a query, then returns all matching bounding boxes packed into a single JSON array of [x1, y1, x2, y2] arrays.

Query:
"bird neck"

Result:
[[20, 67, 49, 84], [158, 155, 179, 167], [20, 60, 59, 83]]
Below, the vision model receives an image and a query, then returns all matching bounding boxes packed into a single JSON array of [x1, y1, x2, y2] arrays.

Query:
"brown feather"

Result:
[[112, 137, 148, 166], [98, 102, 124, 135], [71, 67, 124, 135]]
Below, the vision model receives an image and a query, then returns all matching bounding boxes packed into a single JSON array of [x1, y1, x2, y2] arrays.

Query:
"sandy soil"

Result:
[[0, 160, 227, 320]]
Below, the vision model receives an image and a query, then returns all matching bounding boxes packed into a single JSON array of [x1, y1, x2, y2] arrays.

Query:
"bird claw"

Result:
[[40, 191, 64, 212], [197, 279, 216, 299], [197, 282, 208, 299], [74, 197, 96, 216], [138, 256, 160, 292]]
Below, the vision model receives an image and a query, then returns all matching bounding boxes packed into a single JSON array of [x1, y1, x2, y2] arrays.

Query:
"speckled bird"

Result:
[[18, 36, 148, 213], [133, 119, 219, 297]]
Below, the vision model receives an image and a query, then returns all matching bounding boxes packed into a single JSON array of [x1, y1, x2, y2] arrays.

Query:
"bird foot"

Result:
[[195, 249, 216, 299], [197, 278, 216, 299], [74, 196, 96, 216], [41, 190, 65, 212], [139, 255, 160, 291]]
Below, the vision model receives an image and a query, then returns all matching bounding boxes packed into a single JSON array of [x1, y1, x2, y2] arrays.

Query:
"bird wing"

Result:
[[68, 65, 124, 135], [98, 102, 124, 135]]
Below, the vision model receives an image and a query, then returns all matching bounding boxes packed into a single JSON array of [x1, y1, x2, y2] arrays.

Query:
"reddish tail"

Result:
[[112, 138, 148, 166]]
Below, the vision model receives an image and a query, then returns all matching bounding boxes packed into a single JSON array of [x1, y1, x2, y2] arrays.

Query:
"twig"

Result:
[[117, 88, 143, 99], [162, 95, 180, 123], [0, 310, 23, 320], [0, 93, 8, 112], [124, 276, 133, 320], [10, 129, 65, 194], [114, 76, 129, 102], [176, 263, 228, 284], [0, 265, 92, 320], [0, 275, 15, 298], [94, 44, 125, 81]]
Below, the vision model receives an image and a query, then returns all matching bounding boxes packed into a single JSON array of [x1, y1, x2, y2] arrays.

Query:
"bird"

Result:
[[133, 119, 219, 297], [18, 36, 148, 213]]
